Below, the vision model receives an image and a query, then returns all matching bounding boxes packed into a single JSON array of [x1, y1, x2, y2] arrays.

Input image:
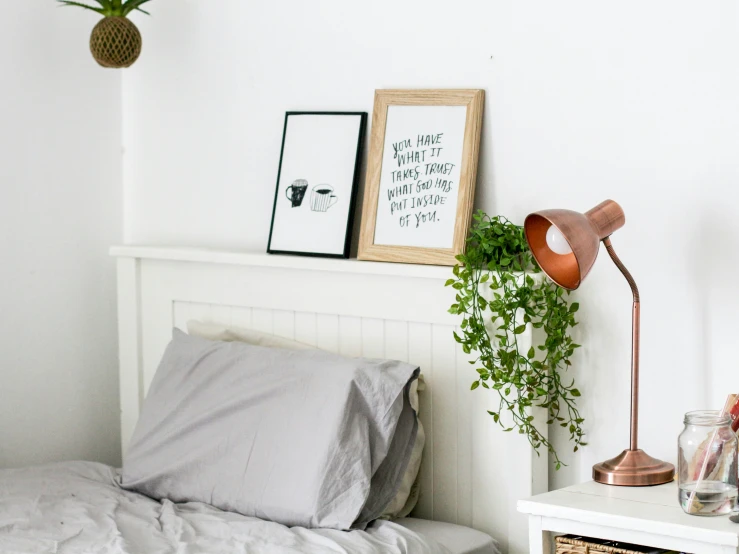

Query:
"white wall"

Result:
[[123, 0, 739, 488], [0, 4, 122, 467]]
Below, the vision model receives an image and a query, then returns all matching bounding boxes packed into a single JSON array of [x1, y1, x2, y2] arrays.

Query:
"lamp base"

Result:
[[593, 449, 675, 486]]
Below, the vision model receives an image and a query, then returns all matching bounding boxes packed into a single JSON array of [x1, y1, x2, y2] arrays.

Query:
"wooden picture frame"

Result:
[[358, 89, 484, 266]]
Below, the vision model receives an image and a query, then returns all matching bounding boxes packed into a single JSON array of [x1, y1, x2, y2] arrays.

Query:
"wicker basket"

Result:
[[89, 16, 142, 69], [555, 535, 681, 554]]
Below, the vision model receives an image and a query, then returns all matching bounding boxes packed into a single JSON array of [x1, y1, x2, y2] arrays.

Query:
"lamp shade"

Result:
[[523, 200, 625, 290]]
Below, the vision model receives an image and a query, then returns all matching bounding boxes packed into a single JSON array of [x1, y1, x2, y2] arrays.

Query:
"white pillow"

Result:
[[186, 320, 317, 350], [186, 320, 425, 519]]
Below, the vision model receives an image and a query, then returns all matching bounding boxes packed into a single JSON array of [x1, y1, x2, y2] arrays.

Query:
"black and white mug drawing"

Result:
[[311, 184, 338, 212], [286, 179, 309, 208]]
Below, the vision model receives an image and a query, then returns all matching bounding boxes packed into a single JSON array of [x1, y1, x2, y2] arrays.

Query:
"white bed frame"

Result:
[[110, 246, 548, 554]]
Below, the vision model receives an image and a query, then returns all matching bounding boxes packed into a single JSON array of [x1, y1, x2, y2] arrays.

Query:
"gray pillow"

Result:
[[185, 319, 426, 520], [121, 329, 419, 530]]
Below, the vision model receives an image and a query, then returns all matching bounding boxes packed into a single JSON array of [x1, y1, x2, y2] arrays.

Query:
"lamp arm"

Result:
[[601, 237, 640, 451], [602, 237, 640, 302]]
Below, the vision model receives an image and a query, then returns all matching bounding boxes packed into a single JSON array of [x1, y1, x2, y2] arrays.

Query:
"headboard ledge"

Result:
[[110, 245, 547, 554], [110, 246, 452, 280]]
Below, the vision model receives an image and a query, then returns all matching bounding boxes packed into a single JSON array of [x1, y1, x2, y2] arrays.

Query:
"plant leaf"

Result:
[[122, 0, 152, 16], [57, 0, 105, 14]]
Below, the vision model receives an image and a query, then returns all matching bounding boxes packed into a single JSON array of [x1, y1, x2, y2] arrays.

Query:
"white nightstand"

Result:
[[518, 480, 739, 554]]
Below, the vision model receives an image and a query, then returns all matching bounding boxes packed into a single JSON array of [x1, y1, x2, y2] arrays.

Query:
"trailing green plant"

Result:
[[56, 0, 152, 16], [447, 212, 585, 468]]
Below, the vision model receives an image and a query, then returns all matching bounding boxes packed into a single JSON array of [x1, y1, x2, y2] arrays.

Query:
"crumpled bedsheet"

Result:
[[0, 461, 450, 554]]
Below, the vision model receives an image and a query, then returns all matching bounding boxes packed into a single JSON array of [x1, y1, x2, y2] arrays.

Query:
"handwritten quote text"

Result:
[[384, 133, 456, 229]]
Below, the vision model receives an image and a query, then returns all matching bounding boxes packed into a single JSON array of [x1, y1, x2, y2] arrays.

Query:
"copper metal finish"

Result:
[[603, 237, 640, 451], [585, 200, 626, 240], [523, 200, 625, 290], [523, 200, 675, 487], [592, 449, 675, 486], [524, 212, 593, 289]]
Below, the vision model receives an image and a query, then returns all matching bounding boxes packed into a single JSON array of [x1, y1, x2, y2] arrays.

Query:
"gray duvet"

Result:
[[0, 461, 450, 553]]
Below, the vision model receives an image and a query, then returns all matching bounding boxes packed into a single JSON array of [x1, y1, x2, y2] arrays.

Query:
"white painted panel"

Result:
[[295, 312, 318, 346], [455, 335, 474, 528], [140, 264, 180, 396], [172, 302, 187, 330], [316, 314, 340, 353], [471, 352, 509, 544], [209, 304, 234, 327], [408, 322, 434, 520], [361, 319, 385, 359], [384, 320, 409, 363], [272, 310, 296, 341], [230, 306, 253, 328], [338, 316, 363, 357], [431, 323, 458, 523], [252, 308, 274, 333], [173, 301, 208, 330], [116, 258, 142, 456]]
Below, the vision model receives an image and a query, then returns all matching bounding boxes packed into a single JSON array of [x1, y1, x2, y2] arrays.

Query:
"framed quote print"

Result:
[[268, 112, 367, 258], [358, 90, 484, 266]]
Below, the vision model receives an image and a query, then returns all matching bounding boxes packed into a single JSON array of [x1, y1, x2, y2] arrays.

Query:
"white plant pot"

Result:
[[476, 271, 547, 354]]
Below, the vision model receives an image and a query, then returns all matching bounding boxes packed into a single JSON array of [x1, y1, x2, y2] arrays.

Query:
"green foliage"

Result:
[[56, 0, 152, 17], [447, 212, 586, 469]]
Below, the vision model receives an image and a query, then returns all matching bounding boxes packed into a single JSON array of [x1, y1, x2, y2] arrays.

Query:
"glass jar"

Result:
[[678, 410, 738, 516]]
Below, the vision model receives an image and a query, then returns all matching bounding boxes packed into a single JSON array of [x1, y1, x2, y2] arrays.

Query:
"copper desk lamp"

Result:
[[523, 200, 674, 486]]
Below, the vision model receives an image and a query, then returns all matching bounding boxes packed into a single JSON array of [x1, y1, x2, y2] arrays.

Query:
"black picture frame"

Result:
[[267, 111, 367, 259]]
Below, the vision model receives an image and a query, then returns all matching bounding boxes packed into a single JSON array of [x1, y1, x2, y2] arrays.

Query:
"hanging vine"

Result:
[[447, 212, 586, 468]]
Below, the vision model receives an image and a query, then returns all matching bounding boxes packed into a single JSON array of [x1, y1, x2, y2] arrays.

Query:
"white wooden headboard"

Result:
[[110, 246, 547, 554]]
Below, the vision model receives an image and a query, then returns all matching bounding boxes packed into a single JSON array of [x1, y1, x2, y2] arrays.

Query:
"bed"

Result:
[[0, 246, 547, 554], [0, 461, 498, 553]]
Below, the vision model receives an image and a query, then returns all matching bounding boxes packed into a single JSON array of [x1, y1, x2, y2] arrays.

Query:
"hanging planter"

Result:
[[89, 16, 141, 68], [57, 0, 153, 69]]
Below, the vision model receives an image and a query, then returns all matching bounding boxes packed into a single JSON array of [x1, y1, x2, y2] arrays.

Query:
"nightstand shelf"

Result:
[[518, 481, 739, 554]]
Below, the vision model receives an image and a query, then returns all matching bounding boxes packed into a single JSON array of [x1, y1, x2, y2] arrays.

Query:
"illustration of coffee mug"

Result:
[[310, 185, 338, 212], [286, 179, 309, 208]]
